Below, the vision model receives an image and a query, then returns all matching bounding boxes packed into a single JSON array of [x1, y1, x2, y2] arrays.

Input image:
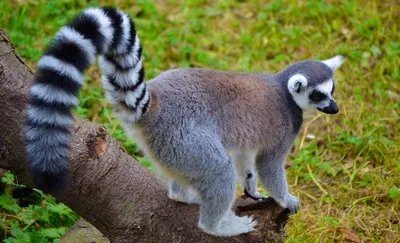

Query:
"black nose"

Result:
[[317, 100, 339, 114]]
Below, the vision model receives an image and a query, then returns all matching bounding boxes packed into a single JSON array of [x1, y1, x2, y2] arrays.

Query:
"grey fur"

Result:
[[27, 106, 74, 127], [168, 180, 201, 204], [26, 127, 72, 146], [31, 84, 79, 106], [126, 58, 342, 236]]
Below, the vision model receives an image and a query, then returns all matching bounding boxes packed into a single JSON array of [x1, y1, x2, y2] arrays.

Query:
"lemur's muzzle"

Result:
[[317, 99, 339, 114]]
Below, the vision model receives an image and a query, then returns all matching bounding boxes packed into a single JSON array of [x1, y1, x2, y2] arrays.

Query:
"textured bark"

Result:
[[59, 219, 110, 243], [0, 28, 289, 242]]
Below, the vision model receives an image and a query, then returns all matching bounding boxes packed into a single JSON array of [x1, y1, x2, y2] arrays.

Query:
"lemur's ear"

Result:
[[322, 55, 344, 71], [294, 81, 302, 93], [288, 74, 308, 93]]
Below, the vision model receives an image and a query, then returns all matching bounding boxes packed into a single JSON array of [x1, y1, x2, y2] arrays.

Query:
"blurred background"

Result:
[[0, 0, 399, 242]]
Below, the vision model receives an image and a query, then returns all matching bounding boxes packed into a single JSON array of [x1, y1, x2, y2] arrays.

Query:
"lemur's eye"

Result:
[[309, 90, 327, 102]]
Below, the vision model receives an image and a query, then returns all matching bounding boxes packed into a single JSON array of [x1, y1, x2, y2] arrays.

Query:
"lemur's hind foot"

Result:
[[199, 212, 258, 237]]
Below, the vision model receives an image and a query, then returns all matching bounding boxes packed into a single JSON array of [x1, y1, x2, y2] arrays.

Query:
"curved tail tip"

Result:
[[31, 170, 69, 198]]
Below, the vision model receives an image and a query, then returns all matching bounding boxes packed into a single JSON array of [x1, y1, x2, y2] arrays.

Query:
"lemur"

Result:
[[25, 7, 342, 237]]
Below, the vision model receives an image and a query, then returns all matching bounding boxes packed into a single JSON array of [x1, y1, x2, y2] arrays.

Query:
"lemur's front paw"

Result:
[[244, 188, 268, 201], [278, 194, 300, 215]]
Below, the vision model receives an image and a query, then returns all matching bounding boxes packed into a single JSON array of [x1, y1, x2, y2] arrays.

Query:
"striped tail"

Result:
[[26, 7, 149, 194]]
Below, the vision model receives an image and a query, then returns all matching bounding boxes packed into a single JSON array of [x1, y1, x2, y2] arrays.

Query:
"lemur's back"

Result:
[[141, 68, 299, 150]]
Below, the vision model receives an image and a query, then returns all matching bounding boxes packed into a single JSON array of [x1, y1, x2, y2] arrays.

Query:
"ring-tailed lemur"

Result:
[[25, 7, 343, 237]]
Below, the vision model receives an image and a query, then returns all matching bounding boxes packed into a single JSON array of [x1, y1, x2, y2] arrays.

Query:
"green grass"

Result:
[[1, 0, 399, 241]]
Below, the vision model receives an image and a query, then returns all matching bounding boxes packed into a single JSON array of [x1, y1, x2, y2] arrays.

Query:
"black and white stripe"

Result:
[[26, 7, 148, 194], [98, 9, 149, 123]]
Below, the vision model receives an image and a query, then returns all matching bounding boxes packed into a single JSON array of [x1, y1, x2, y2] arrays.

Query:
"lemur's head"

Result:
[[286, 55, 344, 114]]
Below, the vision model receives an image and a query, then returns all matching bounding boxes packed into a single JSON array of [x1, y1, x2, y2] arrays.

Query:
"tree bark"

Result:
[[0, 28, 289, 243]]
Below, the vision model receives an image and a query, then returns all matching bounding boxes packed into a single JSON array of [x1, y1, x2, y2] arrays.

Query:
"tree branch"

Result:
[[0, 28, 289, 243]]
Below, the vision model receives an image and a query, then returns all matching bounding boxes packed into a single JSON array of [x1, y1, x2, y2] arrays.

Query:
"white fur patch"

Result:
[[315, 79, 334, 108], [84, 8, 114, 52], [199, 212, 257, 237], [98, 56, 116, 75], [315, 79, 333, 94], [108, 36, 141, 68], [25, 126, 71, 142], [109, 60, 143, 88], [101, 76, 117, 92], [123, 83, 146, 106], [316, 98, 331, 108], [37, 55, 84, 85], [136, 90, 150, 113], [288, 74, 310, 109], [288, 74, 308, 93], [119, 110, 142, 123], [105, 90, 147, 123], [105, 92, 117, 105], [131, 33, 142, 63], [55, 26, 96, 63], [168, 186, 201, 204], [102, 72, 148, 122], [28, 105, 74, 127], [115, 11, 132, 54], [31, 83, 79, 106], [99, 54, 142, 76], [322, 55, 344, 71], [232, 150, 257, 189]]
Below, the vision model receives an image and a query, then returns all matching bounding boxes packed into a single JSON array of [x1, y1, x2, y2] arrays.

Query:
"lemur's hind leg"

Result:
[[256, 149, 300, 215], [152, 127, 257, 236], [233, 151, 267, 201], [168, 180, 201, 204], [196, 169, 257, 237]]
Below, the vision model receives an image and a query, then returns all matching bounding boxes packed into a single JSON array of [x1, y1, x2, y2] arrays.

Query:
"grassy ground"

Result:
[[1, 0, 399, 242]]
